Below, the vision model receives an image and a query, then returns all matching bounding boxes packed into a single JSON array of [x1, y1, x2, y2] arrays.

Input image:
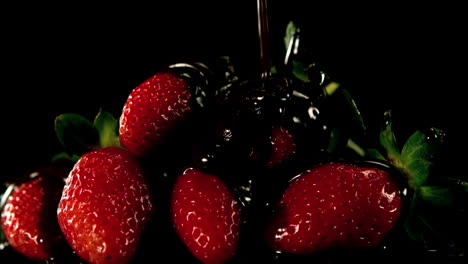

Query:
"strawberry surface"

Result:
[[119, 72, 192, 157], [57, 147, 154, 264], [266, 162, 402, 254], [267, 126, 296, 167], [1, 168, 66, 262], [171, 168, 241, 264]]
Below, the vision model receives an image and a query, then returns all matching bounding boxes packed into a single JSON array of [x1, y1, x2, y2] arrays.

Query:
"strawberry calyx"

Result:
[[366, 111, 445, 196], [53, 109, 122, 163], [94, 110, 121, 150], [364, 111, 467, 252]]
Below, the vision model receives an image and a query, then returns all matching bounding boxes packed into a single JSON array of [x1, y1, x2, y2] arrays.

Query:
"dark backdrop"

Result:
[[2, 1, 466, 179]]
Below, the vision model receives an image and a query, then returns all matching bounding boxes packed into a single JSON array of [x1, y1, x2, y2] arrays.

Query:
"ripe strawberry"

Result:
[[57, 147, 154, 264], [171, 168, 241, 264], [266, 162, 402, 254], [1, 167, 67, 262], [119, 72, 192, 157], [267, 126, 296, 168]]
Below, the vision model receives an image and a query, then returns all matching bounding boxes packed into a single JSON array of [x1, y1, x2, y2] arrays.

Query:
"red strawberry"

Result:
[[57, 147, 154, 264], [1, 167, 67, 262], [119, 72, 191, 157], [171, 168, 241, 264], [267, 126, 296, 168], [266, 162, 401, 254]]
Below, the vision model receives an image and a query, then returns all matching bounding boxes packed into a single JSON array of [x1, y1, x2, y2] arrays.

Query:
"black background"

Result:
[[2, 1, 466, 179]]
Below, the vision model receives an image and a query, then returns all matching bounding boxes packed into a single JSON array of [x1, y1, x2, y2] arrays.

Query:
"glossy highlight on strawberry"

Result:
[[266, 163, 402, 254], [171, 168, 241, 264], [57, 147, 154, 264], [1, 168, 66, 262], [2, 3, 464, 262], [119, 72, 192, 157]]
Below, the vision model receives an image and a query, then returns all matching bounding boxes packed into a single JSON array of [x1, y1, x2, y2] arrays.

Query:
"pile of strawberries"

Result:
[[0, 23, 465, 264]]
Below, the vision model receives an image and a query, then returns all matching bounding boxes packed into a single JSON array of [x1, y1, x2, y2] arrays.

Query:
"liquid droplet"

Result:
[[425, 127, 446, 144], [383, 110, 393, 127]]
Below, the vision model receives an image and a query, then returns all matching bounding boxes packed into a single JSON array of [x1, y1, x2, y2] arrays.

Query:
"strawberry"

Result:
[[267, 126, 296, 168], [119, 72, 192, 157], [171, 168, 241, 264], [266, 162, 402, 254], [57, 147, 154, 264], [1, 167, 67, 262]]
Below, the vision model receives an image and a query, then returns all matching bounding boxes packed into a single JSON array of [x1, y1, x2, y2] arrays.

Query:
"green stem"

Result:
[[347, 138, 366, 157]]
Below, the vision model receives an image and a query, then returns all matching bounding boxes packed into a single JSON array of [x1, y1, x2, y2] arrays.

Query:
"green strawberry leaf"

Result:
[[419, 185, 455, 207], [55, 113, 99, 155], [320, 84, 366, 157], [216, 56, 239, 84], [284, 21, 298, 49], [335, 88, 366, 133], [379, 121, 401, 165], [401, 130, 437, 164], [405, 158, 431, 188], [51, 152, 80, 164], [399, 129, 441, 188], [291, 60, 310, 82], [375, 122, 463, 246], [365, 148, 386, 161], [326, 128, 341, 153], [271, 65, 278, 75], [372, 114, 445, 190], [94, 109, 121, 148], [324, 81, 340, 96]]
